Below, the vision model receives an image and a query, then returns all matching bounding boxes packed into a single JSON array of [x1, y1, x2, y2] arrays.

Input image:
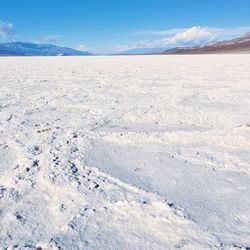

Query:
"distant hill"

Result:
[[120, 47, 167, 55], [0, 42, 92, 56], [162, 33, 250, 54]]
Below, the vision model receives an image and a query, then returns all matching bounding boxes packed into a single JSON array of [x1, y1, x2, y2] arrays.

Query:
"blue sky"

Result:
[[1, 0, 250, 53]]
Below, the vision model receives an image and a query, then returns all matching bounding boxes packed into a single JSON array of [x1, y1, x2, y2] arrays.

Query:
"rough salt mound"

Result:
[[0, 55, 250, 249]]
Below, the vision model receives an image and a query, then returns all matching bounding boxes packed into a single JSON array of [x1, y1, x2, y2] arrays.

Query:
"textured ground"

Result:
[[0, 55, 250, 249]]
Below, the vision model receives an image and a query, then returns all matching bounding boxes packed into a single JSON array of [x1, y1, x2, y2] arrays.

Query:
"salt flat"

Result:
[[0, 55, 250, 249]]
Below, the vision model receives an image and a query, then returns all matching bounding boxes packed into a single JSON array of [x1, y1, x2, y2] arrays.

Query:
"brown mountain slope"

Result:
[[163, 33, 250, 54]]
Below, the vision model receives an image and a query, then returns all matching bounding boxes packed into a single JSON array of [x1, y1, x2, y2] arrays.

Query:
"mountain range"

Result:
[[0, 42, 92, 56], [1, 33, 250, 56], [162, 32, 250, 54], [119, 33, 250, 55]]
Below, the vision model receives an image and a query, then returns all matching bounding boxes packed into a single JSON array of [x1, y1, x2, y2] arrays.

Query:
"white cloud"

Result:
[[0, 20, 14, 40], [116, 26, 250, 52], [135, 26, 250, 38], [159, 26, 213, 46], [206, 26, 250, 38], [77, 44, 89, 51], [38, 35, 60, 43], [116, 26, 214, 52], [114, 41, 150, 52]]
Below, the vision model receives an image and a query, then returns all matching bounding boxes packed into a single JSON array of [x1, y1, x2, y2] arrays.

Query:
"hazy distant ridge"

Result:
[[0, 42, 92, 56]]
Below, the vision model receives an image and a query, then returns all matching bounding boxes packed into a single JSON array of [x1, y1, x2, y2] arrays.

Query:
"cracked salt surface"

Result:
[[0, 55, 250, 249]]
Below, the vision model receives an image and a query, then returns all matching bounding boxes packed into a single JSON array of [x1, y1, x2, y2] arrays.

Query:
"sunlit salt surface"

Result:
[[0, 55, 250, 249]]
